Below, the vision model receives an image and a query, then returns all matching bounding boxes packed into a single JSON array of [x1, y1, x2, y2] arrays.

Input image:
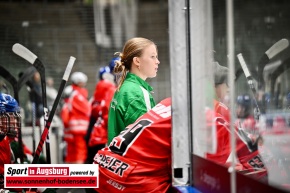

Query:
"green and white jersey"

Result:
[[107, 73, 156, 144]]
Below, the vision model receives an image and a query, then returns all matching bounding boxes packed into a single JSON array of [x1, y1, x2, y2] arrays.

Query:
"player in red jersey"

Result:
[[85, 62, 117, 165], [235, 94, 257, 135], [93, 97, 174, 193], [0, 93, 57, 193], [206, 62, 267, 180], [61, 72, 91, 164]]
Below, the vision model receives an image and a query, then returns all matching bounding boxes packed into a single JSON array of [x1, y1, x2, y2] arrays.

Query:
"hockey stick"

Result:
[[31, 56, 75, 164], [0, 65, 25, 163], [18, 66, 39, 162], [237, 53, 261, 119], [257, 39, 289, 89], [235, 67, 258, 82], [12, 43, 52, 163], [17, 66, 37, 91], [270, 58, 290, 96]]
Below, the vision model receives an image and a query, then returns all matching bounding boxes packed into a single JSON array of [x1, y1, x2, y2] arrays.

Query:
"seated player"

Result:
[[0, 92, 56, 193], [93, 97, 174, 193], [206, 62, 267, 181]]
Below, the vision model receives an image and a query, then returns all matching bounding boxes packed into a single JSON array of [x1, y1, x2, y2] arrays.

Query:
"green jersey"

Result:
[[107, 73, 156, 143]]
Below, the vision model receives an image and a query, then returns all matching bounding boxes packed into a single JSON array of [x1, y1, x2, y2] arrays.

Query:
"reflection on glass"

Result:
[[210, 0, 290, 191], [258, 113, 290, 189], [204, 61, 267, 183]]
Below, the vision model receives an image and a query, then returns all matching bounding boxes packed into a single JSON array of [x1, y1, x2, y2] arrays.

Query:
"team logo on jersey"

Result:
[[111, 99, 117, 110]]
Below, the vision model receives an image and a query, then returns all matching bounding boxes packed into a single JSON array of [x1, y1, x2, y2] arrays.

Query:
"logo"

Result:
[[111, 99, 117, 110], [4, 164, 99, 188]]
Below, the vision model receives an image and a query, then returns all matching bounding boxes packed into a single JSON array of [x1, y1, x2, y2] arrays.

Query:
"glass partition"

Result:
[[189, 0, 290, 192], [169, 0, 290, 192]]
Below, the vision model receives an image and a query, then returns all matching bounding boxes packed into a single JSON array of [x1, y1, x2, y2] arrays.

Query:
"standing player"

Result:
[[85, 61, 117, 193], [107, 37, 160, 143], [61, 72, 90, 164], [85, 57, 118, 165]]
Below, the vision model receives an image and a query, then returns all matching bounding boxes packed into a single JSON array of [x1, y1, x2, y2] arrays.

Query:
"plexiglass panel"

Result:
[[199, 0, 290, 192], [170, 0, 290, 192]]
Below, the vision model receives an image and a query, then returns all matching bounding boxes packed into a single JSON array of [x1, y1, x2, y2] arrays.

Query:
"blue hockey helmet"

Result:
[[236, 94, 252, 107], [109, 57, 121, 72], [0, 93, 20, 113], [99, 66, 111, 80], [236, 94, 253, 118]]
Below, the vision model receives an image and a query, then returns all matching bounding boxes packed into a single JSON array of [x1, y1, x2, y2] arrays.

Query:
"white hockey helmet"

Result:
[[70, 72, 88, 84]]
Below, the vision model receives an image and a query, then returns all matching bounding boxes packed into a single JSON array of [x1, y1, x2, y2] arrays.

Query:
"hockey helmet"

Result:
[[109, 57, 121, 72], [99, 66, 111, 80], [0, 93, 21, 140], [236, 94, 252, 107], [70, 72, 88, 84]]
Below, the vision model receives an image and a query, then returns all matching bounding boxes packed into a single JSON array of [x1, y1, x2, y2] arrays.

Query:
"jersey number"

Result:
[[109, 119, 152, 156]]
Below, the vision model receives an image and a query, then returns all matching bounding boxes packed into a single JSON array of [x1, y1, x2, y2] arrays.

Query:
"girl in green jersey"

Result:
[[107, 37, 160, 143]]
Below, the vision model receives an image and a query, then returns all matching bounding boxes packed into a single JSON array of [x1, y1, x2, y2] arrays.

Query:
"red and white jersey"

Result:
[[91, 79, 116, 117], [206, 114, 231, 164], [94, 97, 172, 193], [235, 115, 258, 135], [214, 100, 231, 123], [60, 98, 70, 129], [207, 100, 267, 178], [0, 137, 22, 193], [65, 85, 90, 135], [0, 137, 11, 175], [88, 80, 116, 146]]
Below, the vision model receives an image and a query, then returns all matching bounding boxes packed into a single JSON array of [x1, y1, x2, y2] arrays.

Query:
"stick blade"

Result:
[[265, 39, 289, 59], [12, 43, 37, 64]]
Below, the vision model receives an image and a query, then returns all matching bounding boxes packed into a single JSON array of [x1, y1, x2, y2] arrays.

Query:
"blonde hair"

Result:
[[114, 37, 156, 91]]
